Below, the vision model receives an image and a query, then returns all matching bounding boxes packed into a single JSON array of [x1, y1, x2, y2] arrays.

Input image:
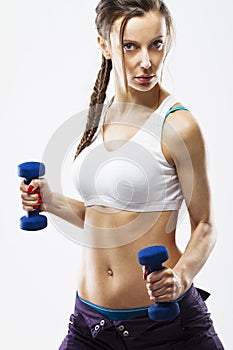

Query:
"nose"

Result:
[[140, 49, 152, 69]]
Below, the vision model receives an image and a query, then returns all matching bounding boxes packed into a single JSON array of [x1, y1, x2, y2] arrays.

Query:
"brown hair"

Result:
[[74, 0, 174, 159]]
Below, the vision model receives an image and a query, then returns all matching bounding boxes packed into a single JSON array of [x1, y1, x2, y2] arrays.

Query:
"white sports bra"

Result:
[[72, 95, 187, 212]]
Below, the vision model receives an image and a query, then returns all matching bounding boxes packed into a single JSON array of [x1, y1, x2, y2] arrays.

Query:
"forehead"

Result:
[[110, 10, 167, 42]]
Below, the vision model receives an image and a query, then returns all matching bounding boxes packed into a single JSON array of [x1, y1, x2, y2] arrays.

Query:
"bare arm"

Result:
[[46, 192, 85, 228], [146, 110, 216, 301], [166, 111, 216, 289], [20, 178, 86, 229]]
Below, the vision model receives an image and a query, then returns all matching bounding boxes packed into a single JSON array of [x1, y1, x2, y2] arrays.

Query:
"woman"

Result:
[[20, 0, 224, 349]]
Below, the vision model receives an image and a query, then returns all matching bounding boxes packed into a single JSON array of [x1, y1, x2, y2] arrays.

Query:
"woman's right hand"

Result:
[[20, 178, 53, 213]]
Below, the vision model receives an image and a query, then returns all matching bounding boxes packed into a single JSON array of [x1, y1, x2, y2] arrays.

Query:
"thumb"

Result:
[[27, 179, 41, 193]]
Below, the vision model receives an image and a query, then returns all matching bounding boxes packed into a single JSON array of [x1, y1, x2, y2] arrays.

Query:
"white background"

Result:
[[1, 0, 232, 348]]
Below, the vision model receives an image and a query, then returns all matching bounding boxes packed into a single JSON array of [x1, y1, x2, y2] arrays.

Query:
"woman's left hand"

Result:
[[143, 267, 185, 302]]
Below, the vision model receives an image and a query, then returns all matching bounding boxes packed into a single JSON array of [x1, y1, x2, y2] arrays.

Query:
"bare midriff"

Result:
[[77, 206, 182, 309]]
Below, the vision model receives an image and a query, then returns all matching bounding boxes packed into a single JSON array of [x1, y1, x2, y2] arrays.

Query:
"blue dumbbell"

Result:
[[138, 245, 180, 321], [18, 161, 47, 231]]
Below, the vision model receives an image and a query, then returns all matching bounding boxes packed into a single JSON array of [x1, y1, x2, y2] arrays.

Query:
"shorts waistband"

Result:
[[77, 293, 149, 320], [76, 284, 194, 321]]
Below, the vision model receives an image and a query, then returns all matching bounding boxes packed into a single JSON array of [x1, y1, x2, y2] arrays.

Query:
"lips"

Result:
[[135, 75, 155, 83]]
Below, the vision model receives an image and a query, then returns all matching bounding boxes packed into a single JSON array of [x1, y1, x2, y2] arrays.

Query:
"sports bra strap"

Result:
[[165, 106, 189, 119]]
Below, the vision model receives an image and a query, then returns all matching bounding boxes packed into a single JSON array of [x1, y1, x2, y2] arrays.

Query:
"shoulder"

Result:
[[162, 105, 206, 164]]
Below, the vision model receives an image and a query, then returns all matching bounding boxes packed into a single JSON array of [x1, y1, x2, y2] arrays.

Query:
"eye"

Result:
[[150, 40, 164, 50], [123, 43, 137, 51]]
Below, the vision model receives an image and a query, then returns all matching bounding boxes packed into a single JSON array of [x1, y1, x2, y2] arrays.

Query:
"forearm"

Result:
[[46, 192, 85, 229], [174, 221, 217, 290]]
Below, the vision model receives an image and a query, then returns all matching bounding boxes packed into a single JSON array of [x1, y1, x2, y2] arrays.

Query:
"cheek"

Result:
[[124, 53, 141, 71], [151, 50, 166, 66], [124, 59, 136, 74]]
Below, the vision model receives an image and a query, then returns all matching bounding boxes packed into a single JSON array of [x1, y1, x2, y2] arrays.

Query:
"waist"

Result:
[[76, 285, 193, 321], [78, 293, 149, 320]]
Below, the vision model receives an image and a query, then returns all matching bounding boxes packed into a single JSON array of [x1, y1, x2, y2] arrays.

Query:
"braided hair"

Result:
[[74, 0, 174, 159], [74, 56, 112, 159]]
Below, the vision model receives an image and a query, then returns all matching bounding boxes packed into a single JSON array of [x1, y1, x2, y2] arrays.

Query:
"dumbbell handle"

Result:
[[138, 246, 180, 322]]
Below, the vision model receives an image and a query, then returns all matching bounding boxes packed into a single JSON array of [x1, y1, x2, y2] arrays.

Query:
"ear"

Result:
[[97, 35, 111, 59]]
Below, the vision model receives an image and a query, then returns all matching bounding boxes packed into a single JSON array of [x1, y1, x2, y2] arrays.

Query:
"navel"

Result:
[[107, 268, 114, 277]]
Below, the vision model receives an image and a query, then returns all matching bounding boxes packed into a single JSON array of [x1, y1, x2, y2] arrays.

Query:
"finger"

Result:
[[147, 267, 175, 282], [151, 285, 173, 296], [26, 179, 41, 193], [21, 192, 39, 201], [146, 281, 167, 293], [149, 286, 176, 302], [21, 190, 43, 210], [146, 276, 175, 293], [22, 204, 38, 212], [22, 197, 39, 208], [154, 288, 176, 302], [146, 270, 163, 283], [20, 180, 28, 192], [22, 198, 43, 211]]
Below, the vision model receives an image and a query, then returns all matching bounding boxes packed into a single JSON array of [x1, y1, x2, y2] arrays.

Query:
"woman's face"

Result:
[[108, 10, 168, 93]]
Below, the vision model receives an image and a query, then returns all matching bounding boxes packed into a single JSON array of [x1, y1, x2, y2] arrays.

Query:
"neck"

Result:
[[114, 84, 162, 111]]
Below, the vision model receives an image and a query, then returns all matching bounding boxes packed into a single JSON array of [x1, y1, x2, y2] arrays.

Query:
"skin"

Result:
[[20, 11, 216, 308]]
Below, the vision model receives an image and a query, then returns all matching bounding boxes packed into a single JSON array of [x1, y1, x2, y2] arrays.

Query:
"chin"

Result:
[[128, 78, 159, 93], [130, 83, 157, 93]]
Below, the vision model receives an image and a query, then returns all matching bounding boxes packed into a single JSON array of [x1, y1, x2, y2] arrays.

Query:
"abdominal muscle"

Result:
[[77, 206, 182, 309]]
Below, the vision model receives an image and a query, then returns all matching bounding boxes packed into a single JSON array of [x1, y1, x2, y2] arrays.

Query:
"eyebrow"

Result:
[[123, 35, 165, 43]]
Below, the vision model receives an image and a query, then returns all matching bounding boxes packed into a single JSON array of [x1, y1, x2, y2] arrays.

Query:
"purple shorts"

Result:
[[59, 285, 224, 349]]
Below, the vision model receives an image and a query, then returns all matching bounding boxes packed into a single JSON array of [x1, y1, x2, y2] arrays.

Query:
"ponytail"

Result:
[[74, 56, 112, 159]]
